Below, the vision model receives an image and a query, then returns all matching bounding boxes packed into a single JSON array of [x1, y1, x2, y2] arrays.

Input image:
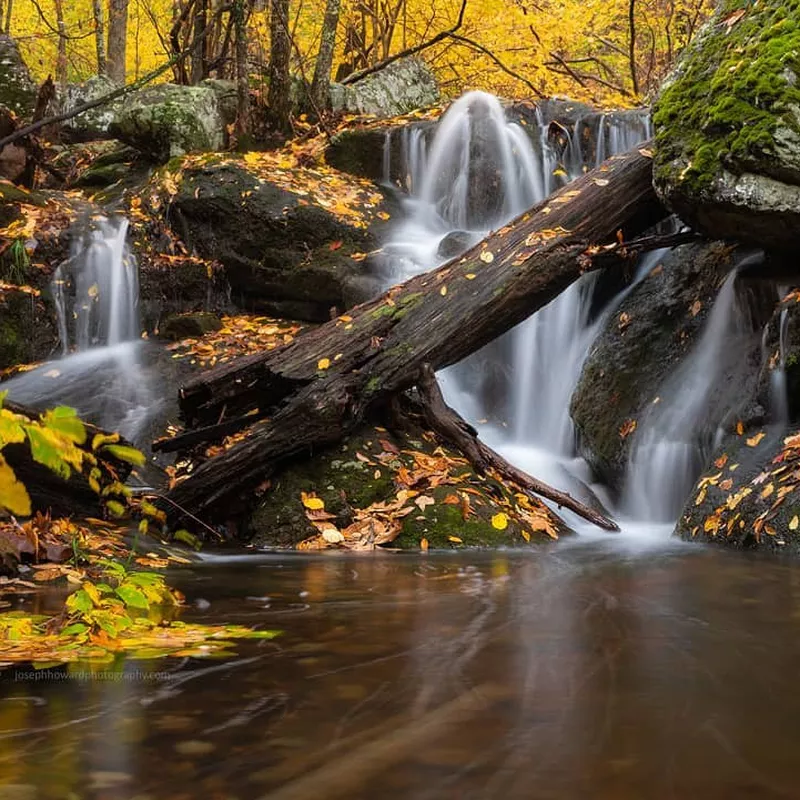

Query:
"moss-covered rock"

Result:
[[110, 84, 227, 162], [571, 241, 746, 489], [162, 160, 388, 321], [159, 312, 223, 340], [676, 425, 800, 556], [0, 287, 57, 369], [0, 35, 36, 118], [330, 58, 439, 117], [246, 423, 570, 549], [56, 75, 123, 142], [653, 0, 800, 249]]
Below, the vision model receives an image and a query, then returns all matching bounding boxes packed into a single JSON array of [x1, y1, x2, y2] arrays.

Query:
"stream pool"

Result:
[[2, 532, 800, 799]]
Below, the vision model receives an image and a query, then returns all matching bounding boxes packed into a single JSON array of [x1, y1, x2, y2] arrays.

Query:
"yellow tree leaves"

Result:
[[0, 455, 31, 516]]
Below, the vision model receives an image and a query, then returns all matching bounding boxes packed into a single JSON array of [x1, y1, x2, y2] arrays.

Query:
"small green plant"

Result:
[[0, 238, 30, 284]]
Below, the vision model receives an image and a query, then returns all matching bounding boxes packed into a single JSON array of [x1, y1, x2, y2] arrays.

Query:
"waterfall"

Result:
[[4, 216, 156, 444], [383, 93, 652, 504]]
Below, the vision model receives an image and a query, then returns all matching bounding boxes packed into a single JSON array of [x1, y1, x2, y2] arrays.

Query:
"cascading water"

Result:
[[4, 216, 157, 444], [383, 92, 653, 509]]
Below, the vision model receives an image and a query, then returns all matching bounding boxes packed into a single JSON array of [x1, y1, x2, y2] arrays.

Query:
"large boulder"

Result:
[[246, 422, 569, 549], [571, 241, 749, 489], [330, 57, 439, 118], [57, 75, 122, 141], [110, 83, 228, 162], [161, 156, 393, 321], [652, 1, 800, 249], [0, 35, 36, 118]]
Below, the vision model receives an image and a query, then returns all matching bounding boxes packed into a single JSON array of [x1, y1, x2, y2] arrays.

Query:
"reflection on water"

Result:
[[3, 541, 800, 799]]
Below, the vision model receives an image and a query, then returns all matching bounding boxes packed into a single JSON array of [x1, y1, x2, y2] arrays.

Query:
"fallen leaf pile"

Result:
[[167, 314, 302, 369]]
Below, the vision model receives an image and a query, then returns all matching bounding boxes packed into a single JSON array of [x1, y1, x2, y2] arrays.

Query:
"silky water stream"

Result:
[[2, 95, 799, 800]]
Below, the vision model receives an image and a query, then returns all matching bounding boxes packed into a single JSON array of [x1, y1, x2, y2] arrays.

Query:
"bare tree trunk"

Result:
[[310, 0, 340, 111], [233, 0, 250, 138], [628, 0, 639, 96], [190, 0, 208, 83], [3, 0, 13, 35], [107, 0, 130, 83], [93, 0, 107, 74], [53, 0, 68, 87], [268, 0, 292, 130]]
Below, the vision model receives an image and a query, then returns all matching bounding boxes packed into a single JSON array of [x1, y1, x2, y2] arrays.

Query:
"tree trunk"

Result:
[[310, 0, 341, 111], [162, 144, 664, 523], [2, 0, 12, 35], [233, 0, 250, 138], [53, 0, 68, 87], [267, 0, 292, 130], [107, 0, 129, 83], [93, 0, 107, 75], [190, 0, 208, 83]]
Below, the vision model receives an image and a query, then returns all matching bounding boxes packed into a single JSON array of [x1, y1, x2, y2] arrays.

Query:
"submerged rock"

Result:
[[570, 241, 747, 489], [110, 84, 229, 162], [330, 58, 439, 118], [0, 35, 36, 118], [246, 423, 569, 549], [652, 1, 800, 249]]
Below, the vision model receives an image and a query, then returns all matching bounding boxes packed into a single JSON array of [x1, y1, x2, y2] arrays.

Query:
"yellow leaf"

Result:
[[790, 516, 799, 531], [87, 284, 99, 299], [736, 421, 744, 435], [491, 512, 508, 530], [479, 251, 494, 264], [322, 529, 344, 544], [440, 285, 447, 296], [448, 536, 463, 544], [465, 273, 476, 280], [317, 358, 331, 370], [746, 432, 765, 447], [377, 211, 391, 220], [0, 455, 31, 516], [301, 493, 325, 511], [420, 538, 429, 551], [521, 530, 531, 542]]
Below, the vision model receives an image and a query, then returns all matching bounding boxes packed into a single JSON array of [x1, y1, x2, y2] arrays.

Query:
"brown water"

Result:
[[2, 534, 800, 799]]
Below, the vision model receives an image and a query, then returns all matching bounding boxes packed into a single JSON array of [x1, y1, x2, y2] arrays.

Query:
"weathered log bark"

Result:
[[3, 401, 134, 518], [163, 143, 665, 523], [415, 364, 619, 531]]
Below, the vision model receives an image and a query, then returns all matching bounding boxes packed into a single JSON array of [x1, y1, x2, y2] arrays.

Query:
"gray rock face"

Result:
[[0, 35, 36, 118], [330, 58, 439, 117], [110, 83, 226, 162], [57, 75, 122, 141], [164, 161, 384, 321], [570, 241, 744, 489], [652, 1, 800, 249]]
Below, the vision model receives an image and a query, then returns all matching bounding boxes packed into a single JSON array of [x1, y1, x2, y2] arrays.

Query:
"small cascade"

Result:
[[4, 216, 157, 444], [621, 270, 746, 522], [769, 299, 790, 426]]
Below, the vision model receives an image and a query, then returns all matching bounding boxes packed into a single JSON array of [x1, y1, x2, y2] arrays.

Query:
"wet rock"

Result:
[[163, 160, 385, 321], [330, 57, 439, 118], [0, 35, 36, 118], [652, 1, 800, 250], [676, 425, 800, 556], [570, 241, 745, 489], [0, 287, 58, 369], [160, 312, 223, 341], [437, 230, 479, 260], [110, 83, 228, 162], [245, 422, 569, 549]]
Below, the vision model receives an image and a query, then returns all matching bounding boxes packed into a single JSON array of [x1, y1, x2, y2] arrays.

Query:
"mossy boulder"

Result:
[[570, 241, 745, 489], [330, 58, 439, 117], [163, 160, 388, 321], [653, 0, 800, 249], [246, 423, 570, 549], [676, 425, 800, 556], [0, 35, 36, 118], [110, 84, 227, 162], [56, 75, 123, 142], [0, 287, 57, 370], [159, 312, 223, 341]]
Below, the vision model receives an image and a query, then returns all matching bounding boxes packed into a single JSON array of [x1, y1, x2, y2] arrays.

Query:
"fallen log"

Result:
[[163, 142, 666, 524], [414, 364, 619, 531]]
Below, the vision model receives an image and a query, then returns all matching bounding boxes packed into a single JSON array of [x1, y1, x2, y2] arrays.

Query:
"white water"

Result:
[[5, 216, 157, 444]]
